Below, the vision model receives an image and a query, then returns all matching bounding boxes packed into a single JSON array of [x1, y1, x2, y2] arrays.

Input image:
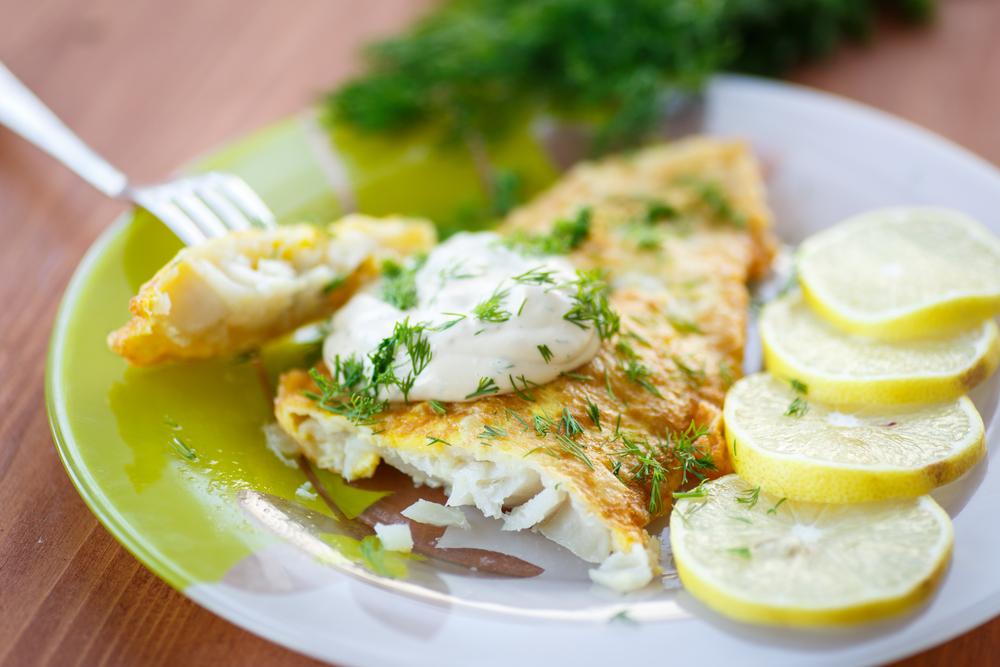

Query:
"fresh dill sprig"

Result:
[[309, 371, 388, 426], [785, 377, 809, 416], [552, 433, 594, 469], [560, 408, 584, 438], [506, 408, 532, 431], [537, 344, 553, 363], [672, 355, 705, 386], [670, 422, 715, 484], [616, 342, 663, 398], [767, 497, 788, 515], [785, 396, 809, 417], [169, 436, 198, 461], [611, 432, 668, 514], [645, 200, 679, 223], [466, 376, 500, 399], [533, 413, 554, 436], [506, 208, 591, 256], [604, 369, 618, 401], [585, 398, 602, 430], [513, 266, 558, 286], [380, 257, 424, 310], [727, 547, 752, 560], [435, 312, 467, 331], [428, 399, 447, 415], [327, 0, 934, 156], [508, 374, 537, 402], [679, 177, 747, 228], [737, 485, 761, 509], [562, 268, 620, 340], [666, 314, 702, 334], [426, 435, 452, 447], [473, 284, 512, 323], [322, 274, 348, 294], [719, 361, 735, 389], [480, 424, 508, 441]]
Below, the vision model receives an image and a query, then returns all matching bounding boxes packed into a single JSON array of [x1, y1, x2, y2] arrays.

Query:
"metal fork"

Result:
[[0, 63, 275, 245]]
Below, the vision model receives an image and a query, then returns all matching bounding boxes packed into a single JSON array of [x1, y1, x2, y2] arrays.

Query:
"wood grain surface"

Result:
[[1, 1, 998, 665]]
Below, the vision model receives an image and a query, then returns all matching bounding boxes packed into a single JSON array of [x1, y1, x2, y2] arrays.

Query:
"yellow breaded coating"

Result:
[[275, 138, 776, 582], [108, 215, 436, 365]]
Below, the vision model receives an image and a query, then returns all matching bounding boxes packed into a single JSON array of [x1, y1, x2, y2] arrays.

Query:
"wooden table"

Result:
[[1, 1, 997, 664]]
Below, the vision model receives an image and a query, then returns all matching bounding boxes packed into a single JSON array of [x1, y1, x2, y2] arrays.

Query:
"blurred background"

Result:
[[1, 0, 999, 664]]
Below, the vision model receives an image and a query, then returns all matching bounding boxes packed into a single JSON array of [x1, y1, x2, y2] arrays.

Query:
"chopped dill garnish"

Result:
[[537, 344, 554, 363], [506, 207, 591, 256], [604, 369, 618, 401], [428, 399, 447, 415], [426, 435, 452, 447], [553, 433, 594, 469], [435, 312, 467, 331], [473, 284, 512, 322], [322, 274, 348, 294], [727, 547, 752, 560], [480, 424, 508, 441], [680, 177, 747, 228], [466, 376, 500, 399], [517, 298, 527, 316], [506, 408, 532, 431], [767, 498, 788, 515], [612, 433, 668, 513], [672, 355, 705, 386], [673, 480, 710, 500], [560, 408, 584, 438], [308, 319, 433, 421], [380, 257, 424, 310], [616, 340, 662, 397], [563, 268, 620, 340], [624, 360, 662, 397], [585, 398, 602, 430], [533, 413, 554, 436], [789, 378, 809, 395], [645, 200, 679, 223], [508, 374, 537, 402], [309, 376, 387, 426], [671, 422, 715, 484], [624, 330, 650, 346], [737, 485, 761, 509], [785, 396, 809, 417], [561, 371, 594, 382], [666, 314, 702, 334], [169, 436, 198, 461], [719, 361, 735, 388], [513, 266, 558, 285]]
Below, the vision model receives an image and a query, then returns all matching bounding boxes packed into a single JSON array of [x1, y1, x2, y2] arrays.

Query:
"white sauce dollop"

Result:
[[322, 232, 600, 402]]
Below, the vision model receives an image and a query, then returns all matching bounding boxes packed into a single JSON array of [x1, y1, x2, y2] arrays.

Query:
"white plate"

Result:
[[150, 75, 1000, 665]]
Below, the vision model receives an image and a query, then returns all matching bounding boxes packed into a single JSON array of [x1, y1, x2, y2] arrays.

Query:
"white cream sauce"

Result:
[[322, 232, 600, 402]]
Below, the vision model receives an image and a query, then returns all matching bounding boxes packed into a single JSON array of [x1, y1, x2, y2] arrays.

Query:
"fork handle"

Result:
[[0, 62, 129, 198]]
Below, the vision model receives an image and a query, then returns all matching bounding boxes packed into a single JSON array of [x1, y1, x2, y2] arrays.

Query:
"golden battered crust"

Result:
[[276, 137, 776, 534]]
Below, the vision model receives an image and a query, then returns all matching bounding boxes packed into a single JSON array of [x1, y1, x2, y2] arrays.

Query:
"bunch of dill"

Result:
[[326, 0, 934, 153]]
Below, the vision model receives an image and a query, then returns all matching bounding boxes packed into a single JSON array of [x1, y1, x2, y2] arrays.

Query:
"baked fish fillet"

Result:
[[276, 137, 776, 592], [109, 215, 436, 365]]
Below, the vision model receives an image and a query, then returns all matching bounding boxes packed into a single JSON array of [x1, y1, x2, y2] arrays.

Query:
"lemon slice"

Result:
[[761, 293, 1000, 405], [725, 373, 985, 503], [669, 475, 953, 627], [797, 207, 1000, 339]]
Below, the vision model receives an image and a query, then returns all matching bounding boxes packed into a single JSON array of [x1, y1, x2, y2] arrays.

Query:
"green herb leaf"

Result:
[[466, 376, 500, 399]]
